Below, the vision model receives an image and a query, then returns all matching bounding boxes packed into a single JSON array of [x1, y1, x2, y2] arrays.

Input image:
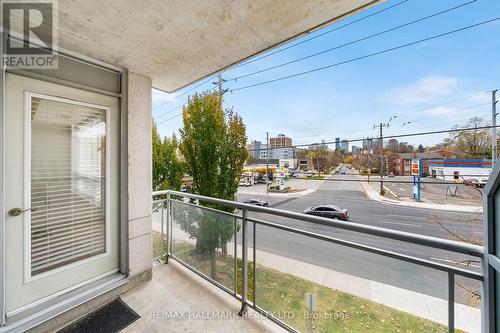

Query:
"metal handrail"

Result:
[[152, 190, 485, 333], [153, 190, 483, 257]]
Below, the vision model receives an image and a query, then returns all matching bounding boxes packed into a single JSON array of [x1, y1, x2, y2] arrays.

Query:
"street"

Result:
[[236, 168, 483, 303]]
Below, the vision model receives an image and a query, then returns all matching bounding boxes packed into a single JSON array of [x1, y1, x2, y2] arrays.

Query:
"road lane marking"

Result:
[[430, 256, 481, 269], [386, 214, 428, 220], [375, 220, 422, 227]]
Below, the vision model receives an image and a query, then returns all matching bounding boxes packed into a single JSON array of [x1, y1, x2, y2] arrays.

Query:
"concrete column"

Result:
[[126, 72, 153, 277]]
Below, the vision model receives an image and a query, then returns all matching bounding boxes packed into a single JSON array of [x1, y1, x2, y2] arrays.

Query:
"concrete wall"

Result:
[[126, 72, 153, 277]]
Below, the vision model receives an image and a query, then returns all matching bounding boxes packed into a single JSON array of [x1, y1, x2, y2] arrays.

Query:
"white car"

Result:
[[239, 179, 251, 187], [473, 178, 488, 188]]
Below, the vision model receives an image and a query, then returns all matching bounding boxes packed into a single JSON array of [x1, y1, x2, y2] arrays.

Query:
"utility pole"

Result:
[[214, 74, 228, 110], [367, 140, 372, 184], [492, 89, 498, 168], [378, 123, 385, 195], [266, 132, 269, 195], [373, 116, 396, 195]]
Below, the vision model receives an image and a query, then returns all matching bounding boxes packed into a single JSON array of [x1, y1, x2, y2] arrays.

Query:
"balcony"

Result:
[[125, 190, 485, 333], [120, 262, 283, 332]]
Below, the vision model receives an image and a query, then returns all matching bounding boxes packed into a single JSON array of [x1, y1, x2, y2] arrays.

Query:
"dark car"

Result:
[[303, 205, 349, 221], [243, 199, 269, 207]]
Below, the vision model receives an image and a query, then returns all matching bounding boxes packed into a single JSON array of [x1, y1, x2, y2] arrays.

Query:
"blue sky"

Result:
[[152, 0, 500, 150]]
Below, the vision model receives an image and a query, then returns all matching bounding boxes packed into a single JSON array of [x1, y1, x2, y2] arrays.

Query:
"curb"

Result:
[[237, 188, 316, 197], [360, 182, 483, 213]]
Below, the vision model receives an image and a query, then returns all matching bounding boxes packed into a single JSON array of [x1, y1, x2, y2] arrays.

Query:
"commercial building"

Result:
[[388, 139, 399, 151], [362, 137, 373, 152], [428, 159, 492, 181], [340, 139, 349, 152], [335, 137, 341, 150], [393, 151, 456, 176], [270, 134, 292, 148], [255, 144, 294, 160], [247, 140, 262, 159]]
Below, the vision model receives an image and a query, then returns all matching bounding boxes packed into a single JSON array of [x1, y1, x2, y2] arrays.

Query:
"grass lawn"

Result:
[[308, 175, 326, 180], [169, 241, 453, 333]]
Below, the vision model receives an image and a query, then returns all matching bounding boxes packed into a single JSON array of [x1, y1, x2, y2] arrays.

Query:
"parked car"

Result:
[[303, 205, 349, 221], [257, 177, 272, 184], [239, 179, 251, 187], [473, 178, 488, 188], [243, 198, 269, 207]]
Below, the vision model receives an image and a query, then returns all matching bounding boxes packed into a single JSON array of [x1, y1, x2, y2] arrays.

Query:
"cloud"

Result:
[[424, 106, 455, 117], [384, 76, 459, 105]]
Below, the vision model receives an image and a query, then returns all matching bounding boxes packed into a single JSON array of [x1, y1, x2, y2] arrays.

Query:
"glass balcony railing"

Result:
[[152, 190, 483, 333]]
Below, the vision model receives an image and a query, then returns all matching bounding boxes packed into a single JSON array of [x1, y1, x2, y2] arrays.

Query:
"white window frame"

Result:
[[23, 91, 111, 283]]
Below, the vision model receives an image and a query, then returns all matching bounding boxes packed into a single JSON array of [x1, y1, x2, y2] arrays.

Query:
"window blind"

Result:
[[30, 96, 107, 276]]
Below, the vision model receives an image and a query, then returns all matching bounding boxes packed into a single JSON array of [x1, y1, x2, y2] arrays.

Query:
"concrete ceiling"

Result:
[[56, 0, 382, 92]]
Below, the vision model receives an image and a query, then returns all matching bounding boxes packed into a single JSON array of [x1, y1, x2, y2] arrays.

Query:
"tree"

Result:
[[417, 144, 425, 153], [152, 122, 184, 192], [450, 117, 490, 158], [343, 155, 353, 164], [179, 91, 247, 279]]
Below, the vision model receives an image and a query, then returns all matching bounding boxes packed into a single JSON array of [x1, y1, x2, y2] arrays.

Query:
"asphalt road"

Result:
[[236, 168, 483, 303]]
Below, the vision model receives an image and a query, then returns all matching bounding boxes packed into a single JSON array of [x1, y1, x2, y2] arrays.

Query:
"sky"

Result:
[[152, 0, 500, 152]]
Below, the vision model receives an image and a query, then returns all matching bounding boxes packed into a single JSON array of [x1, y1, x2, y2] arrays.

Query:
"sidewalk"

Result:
[[245, 245, 480, 333], [237, 178, 325, 197], [360, 181, 483, 213]]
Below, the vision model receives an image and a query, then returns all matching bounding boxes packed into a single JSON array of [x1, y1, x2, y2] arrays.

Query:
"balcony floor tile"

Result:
[[121, 261, 285, 333]]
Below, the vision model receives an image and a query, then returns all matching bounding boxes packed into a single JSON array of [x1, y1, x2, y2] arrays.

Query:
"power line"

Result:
[[156, 112, 183, 125], [230, 17, 500, 93], [402, 102, 491, 125], [154, 103, 185, 120], [230, 0, 410, 70], [228, 0, 476, 81], [154, 87, 217, 120], [153, 75, 217, 110]]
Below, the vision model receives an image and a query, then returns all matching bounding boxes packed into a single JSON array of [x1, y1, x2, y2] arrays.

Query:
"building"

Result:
[[393, 152, 450, 175], [335, 137, 341, 150], [256, 144, 294, 160], [351, 145, 360, 154], [247, 140, 262, 159], [340, 139, 349, 152], [428, 159, 492, 181], [297, 158, 312, 171], [398, 141, 414, 153], [270, 133, 292, 148], [362, 137, 373, 152], [388, 139, 399, 151]]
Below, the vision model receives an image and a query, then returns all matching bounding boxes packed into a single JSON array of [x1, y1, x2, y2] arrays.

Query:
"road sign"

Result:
[[411, 160, 421, 176]]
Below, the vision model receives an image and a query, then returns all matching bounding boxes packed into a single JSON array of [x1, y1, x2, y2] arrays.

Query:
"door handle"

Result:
[[8, 207, 37, 217]]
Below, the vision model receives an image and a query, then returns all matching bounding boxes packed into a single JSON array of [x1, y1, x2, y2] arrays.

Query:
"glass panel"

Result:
[[152, 201, 166, 260], [30, 95, 107, 275], [253, 224, 459, 333], [455, 276, 481, 333], [171, 200, 237, 291]]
